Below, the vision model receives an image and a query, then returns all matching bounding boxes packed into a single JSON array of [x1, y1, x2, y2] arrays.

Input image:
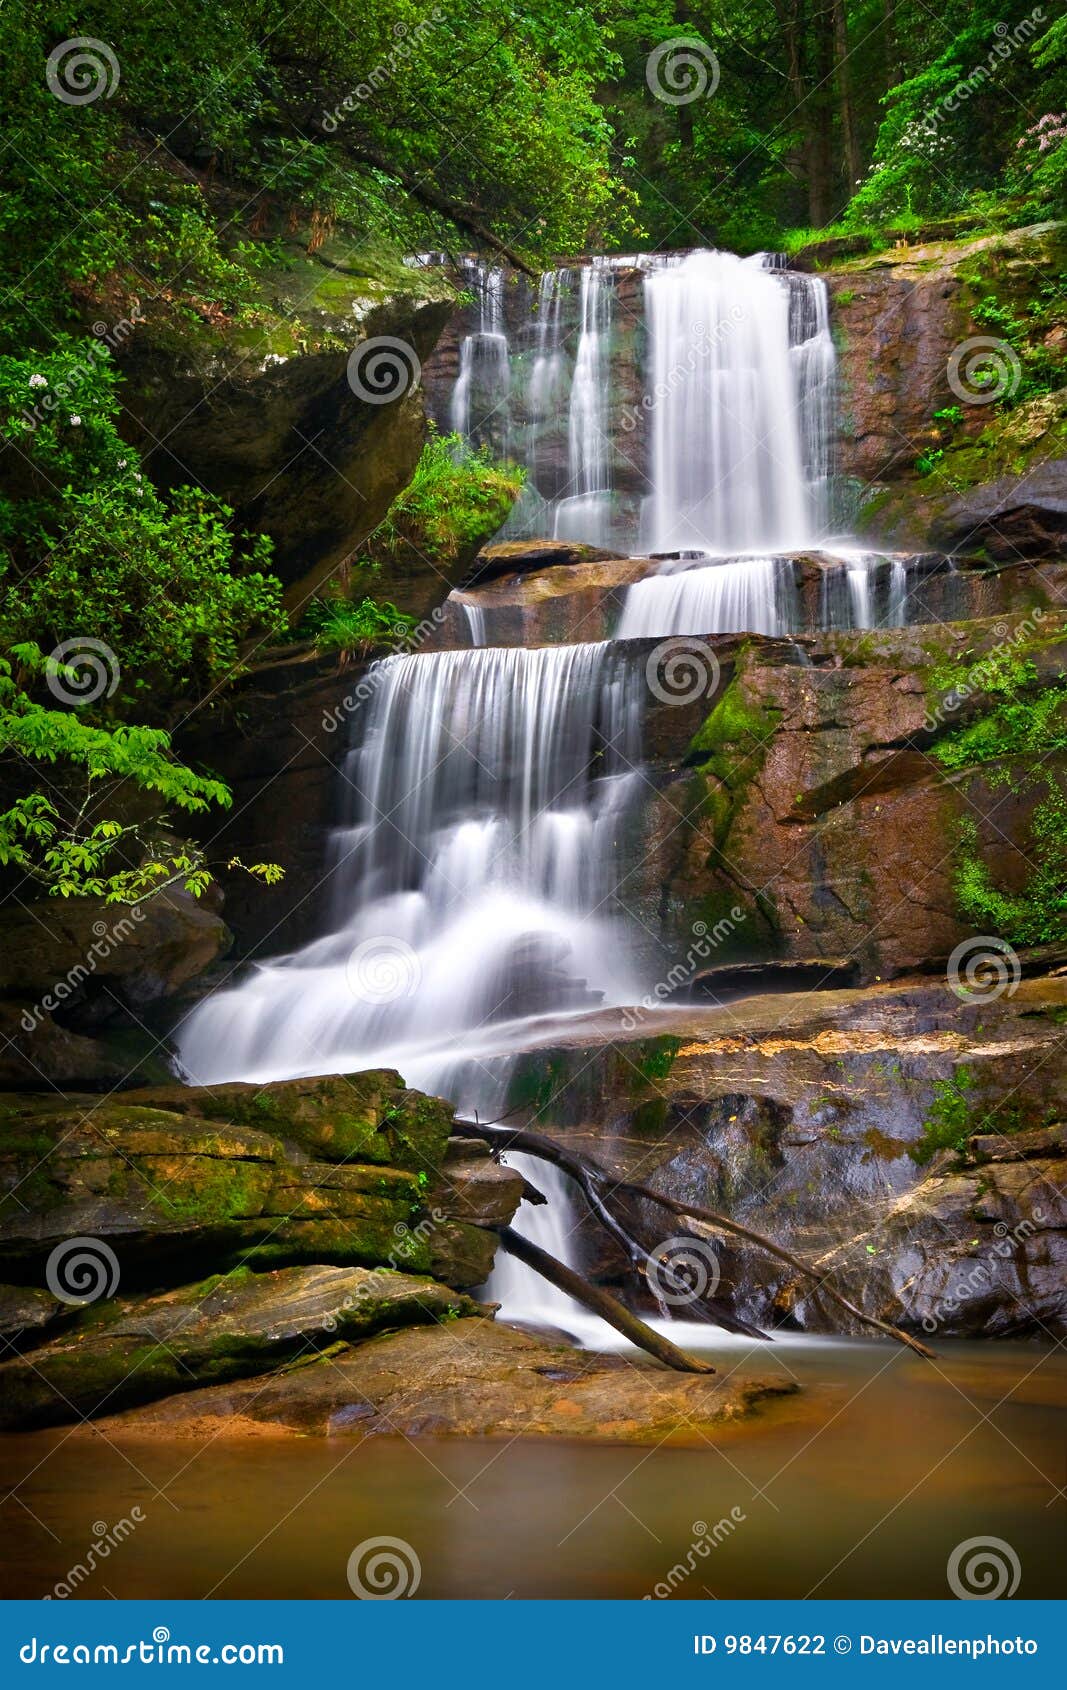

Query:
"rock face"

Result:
[[928, 460, 1067, 559], [117, 234, 455, 610], [0, 1265, 483, 1430], [0, 890, 232, 1090], [496, 972, 1067, 1340], [826, 222, 1067, 493], [0, 1070, 525, 1430], [85, 1317, 798, 1442], [632, 616, 1067, 981]]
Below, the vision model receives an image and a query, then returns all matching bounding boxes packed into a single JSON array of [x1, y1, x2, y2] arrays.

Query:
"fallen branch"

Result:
[[496, 1227, 715, 1375], [613, 1181, 935, 1360], [456, 1118, 934, 1359], [458, 1118, 764, 1337]]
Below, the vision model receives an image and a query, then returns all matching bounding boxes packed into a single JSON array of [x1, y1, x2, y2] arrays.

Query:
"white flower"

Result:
[[69, 415, 81, 426], [28, 374, 47, 389], [117, 458, 127, 468]]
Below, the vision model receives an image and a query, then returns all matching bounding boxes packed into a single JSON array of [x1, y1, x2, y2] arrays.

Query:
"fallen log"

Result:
[[496, 1227, 715, 1375], [455, 1117, 933, 1359]]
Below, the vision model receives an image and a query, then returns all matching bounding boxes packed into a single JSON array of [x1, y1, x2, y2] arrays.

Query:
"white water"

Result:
[[176, 245, 896, 1339], [639, 251, 833, 555], [178, 644, 644, 1104], [616, 555, 796, 639]]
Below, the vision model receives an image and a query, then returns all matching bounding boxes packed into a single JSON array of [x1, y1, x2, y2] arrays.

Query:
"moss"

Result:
[[632, 1036, 683, 1085]]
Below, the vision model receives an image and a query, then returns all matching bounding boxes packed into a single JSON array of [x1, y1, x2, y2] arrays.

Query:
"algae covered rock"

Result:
[[0, 1264, 482, 1429]]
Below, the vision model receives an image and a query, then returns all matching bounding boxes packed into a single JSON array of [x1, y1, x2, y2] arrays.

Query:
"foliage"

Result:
[[363, 432, 524, 575], [932, 643, 1067, 946], [0, 648, 281, 901], [0, 342, 287, 709], [301, 598, 415, 663], [913, 1069, 975, 1164]]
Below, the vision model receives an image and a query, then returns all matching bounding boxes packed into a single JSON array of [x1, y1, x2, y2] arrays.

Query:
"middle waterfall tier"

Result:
[[176, 643, 647, 1107]]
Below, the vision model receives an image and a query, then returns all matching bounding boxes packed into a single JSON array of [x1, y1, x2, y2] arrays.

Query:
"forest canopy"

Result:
[[2, 1, 1065, 346]]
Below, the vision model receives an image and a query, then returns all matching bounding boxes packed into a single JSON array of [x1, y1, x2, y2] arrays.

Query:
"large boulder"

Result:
[[85, 1317, 797, 1441], [0, 1264, 483, 1429], [116, 233, 455, 611]]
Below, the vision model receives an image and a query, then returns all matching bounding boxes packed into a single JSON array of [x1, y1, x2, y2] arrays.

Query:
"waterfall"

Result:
[[616, 556, 799, 639], [819, 552, 912, 631], [552, 261, 615, 548], [177, 644, 645, 1102], [638, 251, 832, 556], [450, 260, 510, 451]]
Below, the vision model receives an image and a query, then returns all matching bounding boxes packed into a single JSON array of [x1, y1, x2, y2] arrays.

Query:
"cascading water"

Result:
[[552, 261, 615, 548], [178, 243, 908, 1343], [178, 643, 645, 1111], [450, 260, 510, 452], [639, 251, 832, 556]]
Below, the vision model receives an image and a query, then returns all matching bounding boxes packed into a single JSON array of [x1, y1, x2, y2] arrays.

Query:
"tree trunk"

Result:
[[833, 0, 863, 192]]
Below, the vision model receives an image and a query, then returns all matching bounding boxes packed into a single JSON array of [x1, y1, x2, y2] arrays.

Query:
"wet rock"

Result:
[[0, 1075, 520, 1290], [496, 972, 1067, 1339], [464, 539, 626, 587], [0, 1264, 483, 1429], [0, 1285, 62, 1345], [86, 1317, 799, 1442], [929, 460, 1067, 559]]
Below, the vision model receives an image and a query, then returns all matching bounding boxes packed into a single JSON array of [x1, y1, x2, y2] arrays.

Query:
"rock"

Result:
[[0, 1264, 483, 1429], [85, 1317, 798, 1442], [125, 1070, 452, 1170], [0, 1074, 521, 1314], [492, 970, 1067, 1338], [116, 233, 455, 610], [683, 957, 860, 1002], [634, 616, 1067, 980], [0, 890, 230, 1004], [827, 222, 1067, 491], [464, 539, 626, 587], [0, 1284, 62, 1344], [0, 1001, 130, 1091], [929, 460, 1067, 559]]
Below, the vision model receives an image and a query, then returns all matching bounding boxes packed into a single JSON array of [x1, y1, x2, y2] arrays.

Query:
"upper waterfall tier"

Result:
[[426, 248, 836, 557]]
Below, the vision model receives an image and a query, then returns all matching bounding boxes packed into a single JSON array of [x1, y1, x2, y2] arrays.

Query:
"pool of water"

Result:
[[1, 1335, 1063, 1599]]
